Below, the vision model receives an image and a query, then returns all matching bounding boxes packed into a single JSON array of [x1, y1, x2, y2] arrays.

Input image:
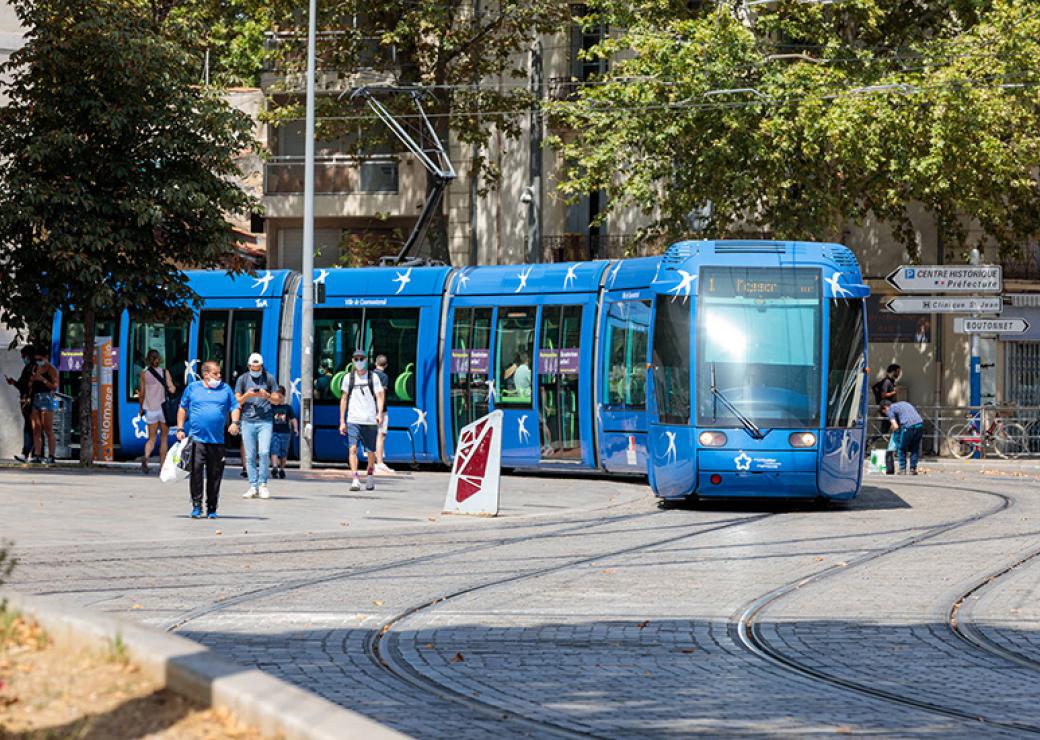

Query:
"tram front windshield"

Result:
[[696, 266, 821, 428]]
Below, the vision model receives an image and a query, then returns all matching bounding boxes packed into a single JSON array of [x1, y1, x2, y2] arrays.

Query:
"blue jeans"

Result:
[[241, 419, 273, 488], [897, 424, 923, 471]]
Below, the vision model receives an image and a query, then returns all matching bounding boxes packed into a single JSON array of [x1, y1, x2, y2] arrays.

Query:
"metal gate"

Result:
[[1006, 342, 1040, 406]]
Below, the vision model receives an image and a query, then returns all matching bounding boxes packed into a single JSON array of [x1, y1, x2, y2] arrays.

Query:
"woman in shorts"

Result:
[[138, 349, 177, 474], [29, 347, 59, 464]]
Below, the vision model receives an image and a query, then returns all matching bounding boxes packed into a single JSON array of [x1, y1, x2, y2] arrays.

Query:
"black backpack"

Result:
[[343, 372, 375, 417], [872, 378, 889, 406]]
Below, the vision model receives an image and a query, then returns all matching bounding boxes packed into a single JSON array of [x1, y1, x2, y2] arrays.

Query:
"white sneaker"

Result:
[[366, 476, 375, 491], [349, 479, 361, 492], [374, 462, 395, 474], [258, 485, 271, 499], [242, 487, 258, 499]]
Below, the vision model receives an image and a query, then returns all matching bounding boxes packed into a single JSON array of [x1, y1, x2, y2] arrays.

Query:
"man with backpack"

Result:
[[339, 348, 385, 492], [236, 352, 277, 500]]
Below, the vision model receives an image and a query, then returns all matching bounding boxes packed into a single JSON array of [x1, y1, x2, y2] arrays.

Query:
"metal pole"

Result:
[[299, 0, 317, 470], [969, 247, 982, 407], [527, 39, 543, 264]]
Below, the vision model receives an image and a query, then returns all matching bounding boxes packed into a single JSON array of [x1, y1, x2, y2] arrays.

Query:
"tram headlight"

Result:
[[789, 432, 817, 448], [698, 431, 727, 447]]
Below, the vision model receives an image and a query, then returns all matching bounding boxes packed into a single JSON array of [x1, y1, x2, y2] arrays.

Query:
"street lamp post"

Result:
[[299, 0, 317, 469]]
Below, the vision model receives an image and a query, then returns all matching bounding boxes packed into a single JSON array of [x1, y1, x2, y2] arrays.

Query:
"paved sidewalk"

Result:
[[4, 464, 1040, 736], [0, 466, 646, 547]]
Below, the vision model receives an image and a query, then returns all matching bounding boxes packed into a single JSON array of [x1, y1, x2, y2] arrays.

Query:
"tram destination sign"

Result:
[[954, 318, 1029, 334], [884, 296, 1003, 314], [885, 265, 1002, 294]]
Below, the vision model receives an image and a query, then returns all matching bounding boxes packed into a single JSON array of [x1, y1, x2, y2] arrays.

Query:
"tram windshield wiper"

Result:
[[710, 363, 764, 440]]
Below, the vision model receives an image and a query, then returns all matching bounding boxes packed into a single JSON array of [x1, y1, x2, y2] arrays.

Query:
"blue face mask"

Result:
[[354, 359, 367, 371], [22, 357, 29, 366], [250, 369, 262, 379]]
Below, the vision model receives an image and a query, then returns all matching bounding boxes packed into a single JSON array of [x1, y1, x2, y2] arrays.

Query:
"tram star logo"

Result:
[[564, 264, 578, 289], [734, 451, 752, 471], [667, 270, 696, 302], [252, 270, 275, 295], [411, 408, 428, 434], [664, 431, 677, 464], [515, 266, 533, 293], [131, 414, 149, 440], [517, 414, 531, 444], [825, 272, 852, 298], [393, 268, 413, 295]]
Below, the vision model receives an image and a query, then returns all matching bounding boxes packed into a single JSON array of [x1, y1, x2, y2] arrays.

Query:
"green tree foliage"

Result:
[[552, 0, 1040, 259], [153, 0, 273, 87], [263, 0, 569, 263], [0, 0, 258, 463]]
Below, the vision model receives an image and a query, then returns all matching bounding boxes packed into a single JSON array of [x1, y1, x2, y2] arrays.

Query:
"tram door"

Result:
[[647, 295, 696, 497], [449, 307, 492, 444], [538, 305, 583, 460], [198, 309, 263, 387]]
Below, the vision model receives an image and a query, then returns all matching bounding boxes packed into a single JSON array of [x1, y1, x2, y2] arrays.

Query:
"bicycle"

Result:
[[946, 410, 1029, 460]]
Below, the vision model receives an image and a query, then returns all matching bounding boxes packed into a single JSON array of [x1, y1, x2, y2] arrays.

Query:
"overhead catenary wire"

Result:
[[283, 73, 1040, 126]]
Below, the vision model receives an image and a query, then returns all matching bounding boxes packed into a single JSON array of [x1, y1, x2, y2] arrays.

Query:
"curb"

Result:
[[1, 590, 407, 740]]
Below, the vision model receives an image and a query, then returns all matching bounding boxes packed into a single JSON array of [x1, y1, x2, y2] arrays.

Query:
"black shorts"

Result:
[[346, 423, 378, 454]]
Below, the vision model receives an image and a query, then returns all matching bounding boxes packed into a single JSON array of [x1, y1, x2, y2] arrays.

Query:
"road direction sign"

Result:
[[884, 296, 1003, 314], [954, 318, 1029, 334], [885, 265, 1002, 293]]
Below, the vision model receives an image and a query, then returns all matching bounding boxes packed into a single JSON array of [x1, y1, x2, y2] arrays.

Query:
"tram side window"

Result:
[[229, 311, 262, 386], [603, 301, 650, 410], [364, 308, 420, 405], [495, 307, 537, 407], [313, 309, 363, 401], [127, 320, 189, 401], [651, 296, 691, 425], [826, 299, 866, 427]]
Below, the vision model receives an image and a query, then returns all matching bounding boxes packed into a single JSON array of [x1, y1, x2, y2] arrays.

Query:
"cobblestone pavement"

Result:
[[3, 463, 1040, 737]]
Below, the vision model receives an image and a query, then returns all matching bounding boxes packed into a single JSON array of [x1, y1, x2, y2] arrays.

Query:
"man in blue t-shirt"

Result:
[[176, 361, 240, 519], [880, 399, 924, 475]]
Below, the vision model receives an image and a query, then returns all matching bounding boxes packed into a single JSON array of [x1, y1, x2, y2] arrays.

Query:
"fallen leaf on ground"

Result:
[[215, 530, 222, 536], [601, 569, 617, 575], [680, 648, 696, 654], [451, 652, 465, 663], [131, 604, 142, 610], [637, 620, 650, 630], [835, 726, 854, 734], [373, 600, 385, 607]]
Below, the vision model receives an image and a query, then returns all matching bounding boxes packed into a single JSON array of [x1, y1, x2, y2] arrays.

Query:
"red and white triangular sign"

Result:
[[444, 410, 503, 516]]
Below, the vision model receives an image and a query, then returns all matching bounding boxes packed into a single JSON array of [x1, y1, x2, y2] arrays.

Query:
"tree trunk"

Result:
[[78, 308, 96, 465]]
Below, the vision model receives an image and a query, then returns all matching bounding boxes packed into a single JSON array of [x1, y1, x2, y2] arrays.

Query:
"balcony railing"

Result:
[[262, 31, 396, 73], [548, 77, 584, 103], [1000, 240, 1040, 281], [264, 157, 399, 196], [542, 234, 639, 262]]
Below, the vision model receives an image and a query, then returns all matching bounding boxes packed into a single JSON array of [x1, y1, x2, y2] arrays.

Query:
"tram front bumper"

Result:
[[695, 449, 820, 498]]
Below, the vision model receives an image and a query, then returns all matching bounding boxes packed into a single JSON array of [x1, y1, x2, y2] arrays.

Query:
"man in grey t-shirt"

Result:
[[235, 352, 278, 499]]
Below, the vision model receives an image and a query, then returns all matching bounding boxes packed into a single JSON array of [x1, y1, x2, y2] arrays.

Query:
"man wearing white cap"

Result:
[[235, 352, 278, 499]]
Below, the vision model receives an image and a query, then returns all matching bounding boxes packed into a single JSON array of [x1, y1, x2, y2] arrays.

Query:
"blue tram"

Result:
[[50, 240, 869, 501]]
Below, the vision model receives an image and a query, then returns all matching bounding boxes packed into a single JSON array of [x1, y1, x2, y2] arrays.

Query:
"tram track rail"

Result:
[[161, 502, 751, 633], [367, 512, 780, 738], [734, 480, 1040, 735], [950, 543, 1040, 672]]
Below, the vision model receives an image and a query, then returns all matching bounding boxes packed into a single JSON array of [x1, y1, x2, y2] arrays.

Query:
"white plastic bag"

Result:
[[160, 438, 191, 483]]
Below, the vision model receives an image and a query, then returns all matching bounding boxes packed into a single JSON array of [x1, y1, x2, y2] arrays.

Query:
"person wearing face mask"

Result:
[[235, 352, 278, 500], [28, 347, 58, 464], [176, 360, 240, 519], [339, 349, 385, 491], [5, 345, 38, 462]]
